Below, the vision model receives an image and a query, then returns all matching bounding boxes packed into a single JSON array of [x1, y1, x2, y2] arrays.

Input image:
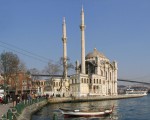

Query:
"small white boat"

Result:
[[126, 88, 147, 96], [59, 105, 114, 118]]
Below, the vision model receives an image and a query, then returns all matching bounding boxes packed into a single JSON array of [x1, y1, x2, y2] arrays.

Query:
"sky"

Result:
[[0, 0, 150, 83]]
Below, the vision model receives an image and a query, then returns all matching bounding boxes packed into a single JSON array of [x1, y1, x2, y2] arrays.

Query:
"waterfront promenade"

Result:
[[0, 102, 13, 119], [0, 98, 47, 120]]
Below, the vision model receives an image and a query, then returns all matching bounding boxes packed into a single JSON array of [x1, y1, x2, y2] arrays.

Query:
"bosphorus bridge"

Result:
[[31, 74, 150, 85]]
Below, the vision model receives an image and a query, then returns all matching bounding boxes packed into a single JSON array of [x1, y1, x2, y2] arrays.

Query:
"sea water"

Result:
[[32, 94, 150, 120]]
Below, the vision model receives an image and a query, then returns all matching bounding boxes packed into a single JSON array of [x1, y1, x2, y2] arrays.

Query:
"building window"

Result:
[[110, 72, 111, 80], [103, 81, 105, 84], [84, 78, 86, 83], [97, 79, 98, 84], [101, 70, 103, 76], [90, 79, 92, 84], [94, 79, 95, 83], [56, 82, 58, 87], [106, 72, 107, 80]]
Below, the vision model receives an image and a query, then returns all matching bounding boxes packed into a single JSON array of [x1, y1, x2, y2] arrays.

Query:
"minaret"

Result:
[[80, 6, 86, 74], [62, 17, 67, 79]]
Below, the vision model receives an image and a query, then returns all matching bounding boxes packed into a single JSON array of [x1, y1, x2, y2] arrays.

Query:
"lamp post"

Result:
[[3, 76, 7, 104], [3, 55, 8, 104]]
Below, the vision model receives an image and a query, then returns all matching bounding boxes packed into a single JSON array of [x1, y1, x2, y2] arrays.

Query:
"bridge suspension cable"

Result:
[[117, 79, 150, 85], [31, 74, 150, 85]]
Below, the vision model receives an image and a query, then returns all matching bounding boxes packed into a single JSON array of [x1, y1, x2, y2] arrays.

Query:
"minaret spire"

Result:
[[62, 17, 67, 79], [80, 6, 86, 74]]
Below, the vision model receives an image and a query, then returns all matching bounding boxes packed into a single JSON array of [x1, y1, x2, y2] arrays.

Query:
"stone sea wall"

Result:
[[48, 94, 145, 103], [17, 100, 48, 120]]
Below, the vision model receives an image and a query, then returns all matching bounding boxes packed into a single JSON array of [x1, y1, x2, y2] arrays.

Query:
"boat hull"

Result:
[[63, 112, 112, 118], [59, 108, 113, 118]]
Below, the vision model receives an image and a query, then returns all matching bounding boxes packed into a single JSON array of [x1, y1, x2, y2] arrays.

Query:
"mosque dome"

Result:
[[85, 48, 107, 59]]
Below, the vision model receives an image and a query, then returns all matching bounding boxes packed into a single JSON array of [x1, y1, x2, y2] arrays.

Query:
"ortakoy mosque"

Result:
[[51, 7, 118, 97]]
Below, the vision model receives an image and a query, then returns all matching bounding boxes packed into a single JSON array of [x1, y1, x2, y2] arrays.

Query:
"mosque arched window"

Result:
[[56, 82, 58, 87], [103, 81, 105, 84], [81, 78, 83, 83], [94, 79, 95, 83], [110, 72, 112, 80], [90, 79, 92, 84], [75, 79, 77, 83], [84, 78, 86, 83], [97, 79, 98, 84], [101, 70, 103, 76]]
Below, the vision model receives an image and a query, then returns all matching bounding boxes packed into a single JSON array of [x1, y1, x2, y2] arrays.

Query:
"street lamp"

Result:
[[3, 81, 7, 104], [3, 51, 8, 104]]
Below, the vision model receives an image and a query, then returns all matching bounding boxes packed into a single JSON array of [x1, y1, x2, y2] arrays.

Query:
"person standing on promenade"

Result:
[[27, 93, 31, 100], [22, 93, 27, 103], [11, 93, 16, 107], [6, 92, 10, 103], [16, 94, 20, 104]]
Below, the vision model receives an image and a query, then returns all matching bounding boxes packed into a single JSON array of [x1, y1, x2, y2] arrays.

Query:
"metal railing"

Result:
[[1, 97, 46, 120]]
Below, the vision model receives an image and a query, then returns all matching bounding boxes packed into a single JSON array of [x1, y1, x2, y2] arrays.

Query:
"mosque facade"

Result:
[[69, 48, 118, 97]]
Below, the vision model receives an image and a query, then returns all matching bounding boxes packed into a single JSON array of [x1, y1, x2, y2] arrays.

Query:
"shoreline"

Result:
[[48, 94, 146, 103], [17, 94, 146, 120]]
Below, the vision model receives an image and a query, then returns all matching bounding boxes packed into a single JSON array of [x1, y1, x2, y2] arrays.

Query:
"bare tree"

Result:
[[0, 52, 19, 83], [18, 61, 27, 72], [28, 68, 41, 80], [59, 57, 74, 74], [43, 60, 62, 75], [0, 51, 26, 93], [42, 58, 74, 92]]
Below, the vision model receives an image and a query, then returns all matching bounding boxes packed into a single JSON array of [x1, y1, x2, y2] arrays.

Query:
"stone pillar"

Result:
[[112, 70, 114, 95], [114, 61, 118, 95]]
